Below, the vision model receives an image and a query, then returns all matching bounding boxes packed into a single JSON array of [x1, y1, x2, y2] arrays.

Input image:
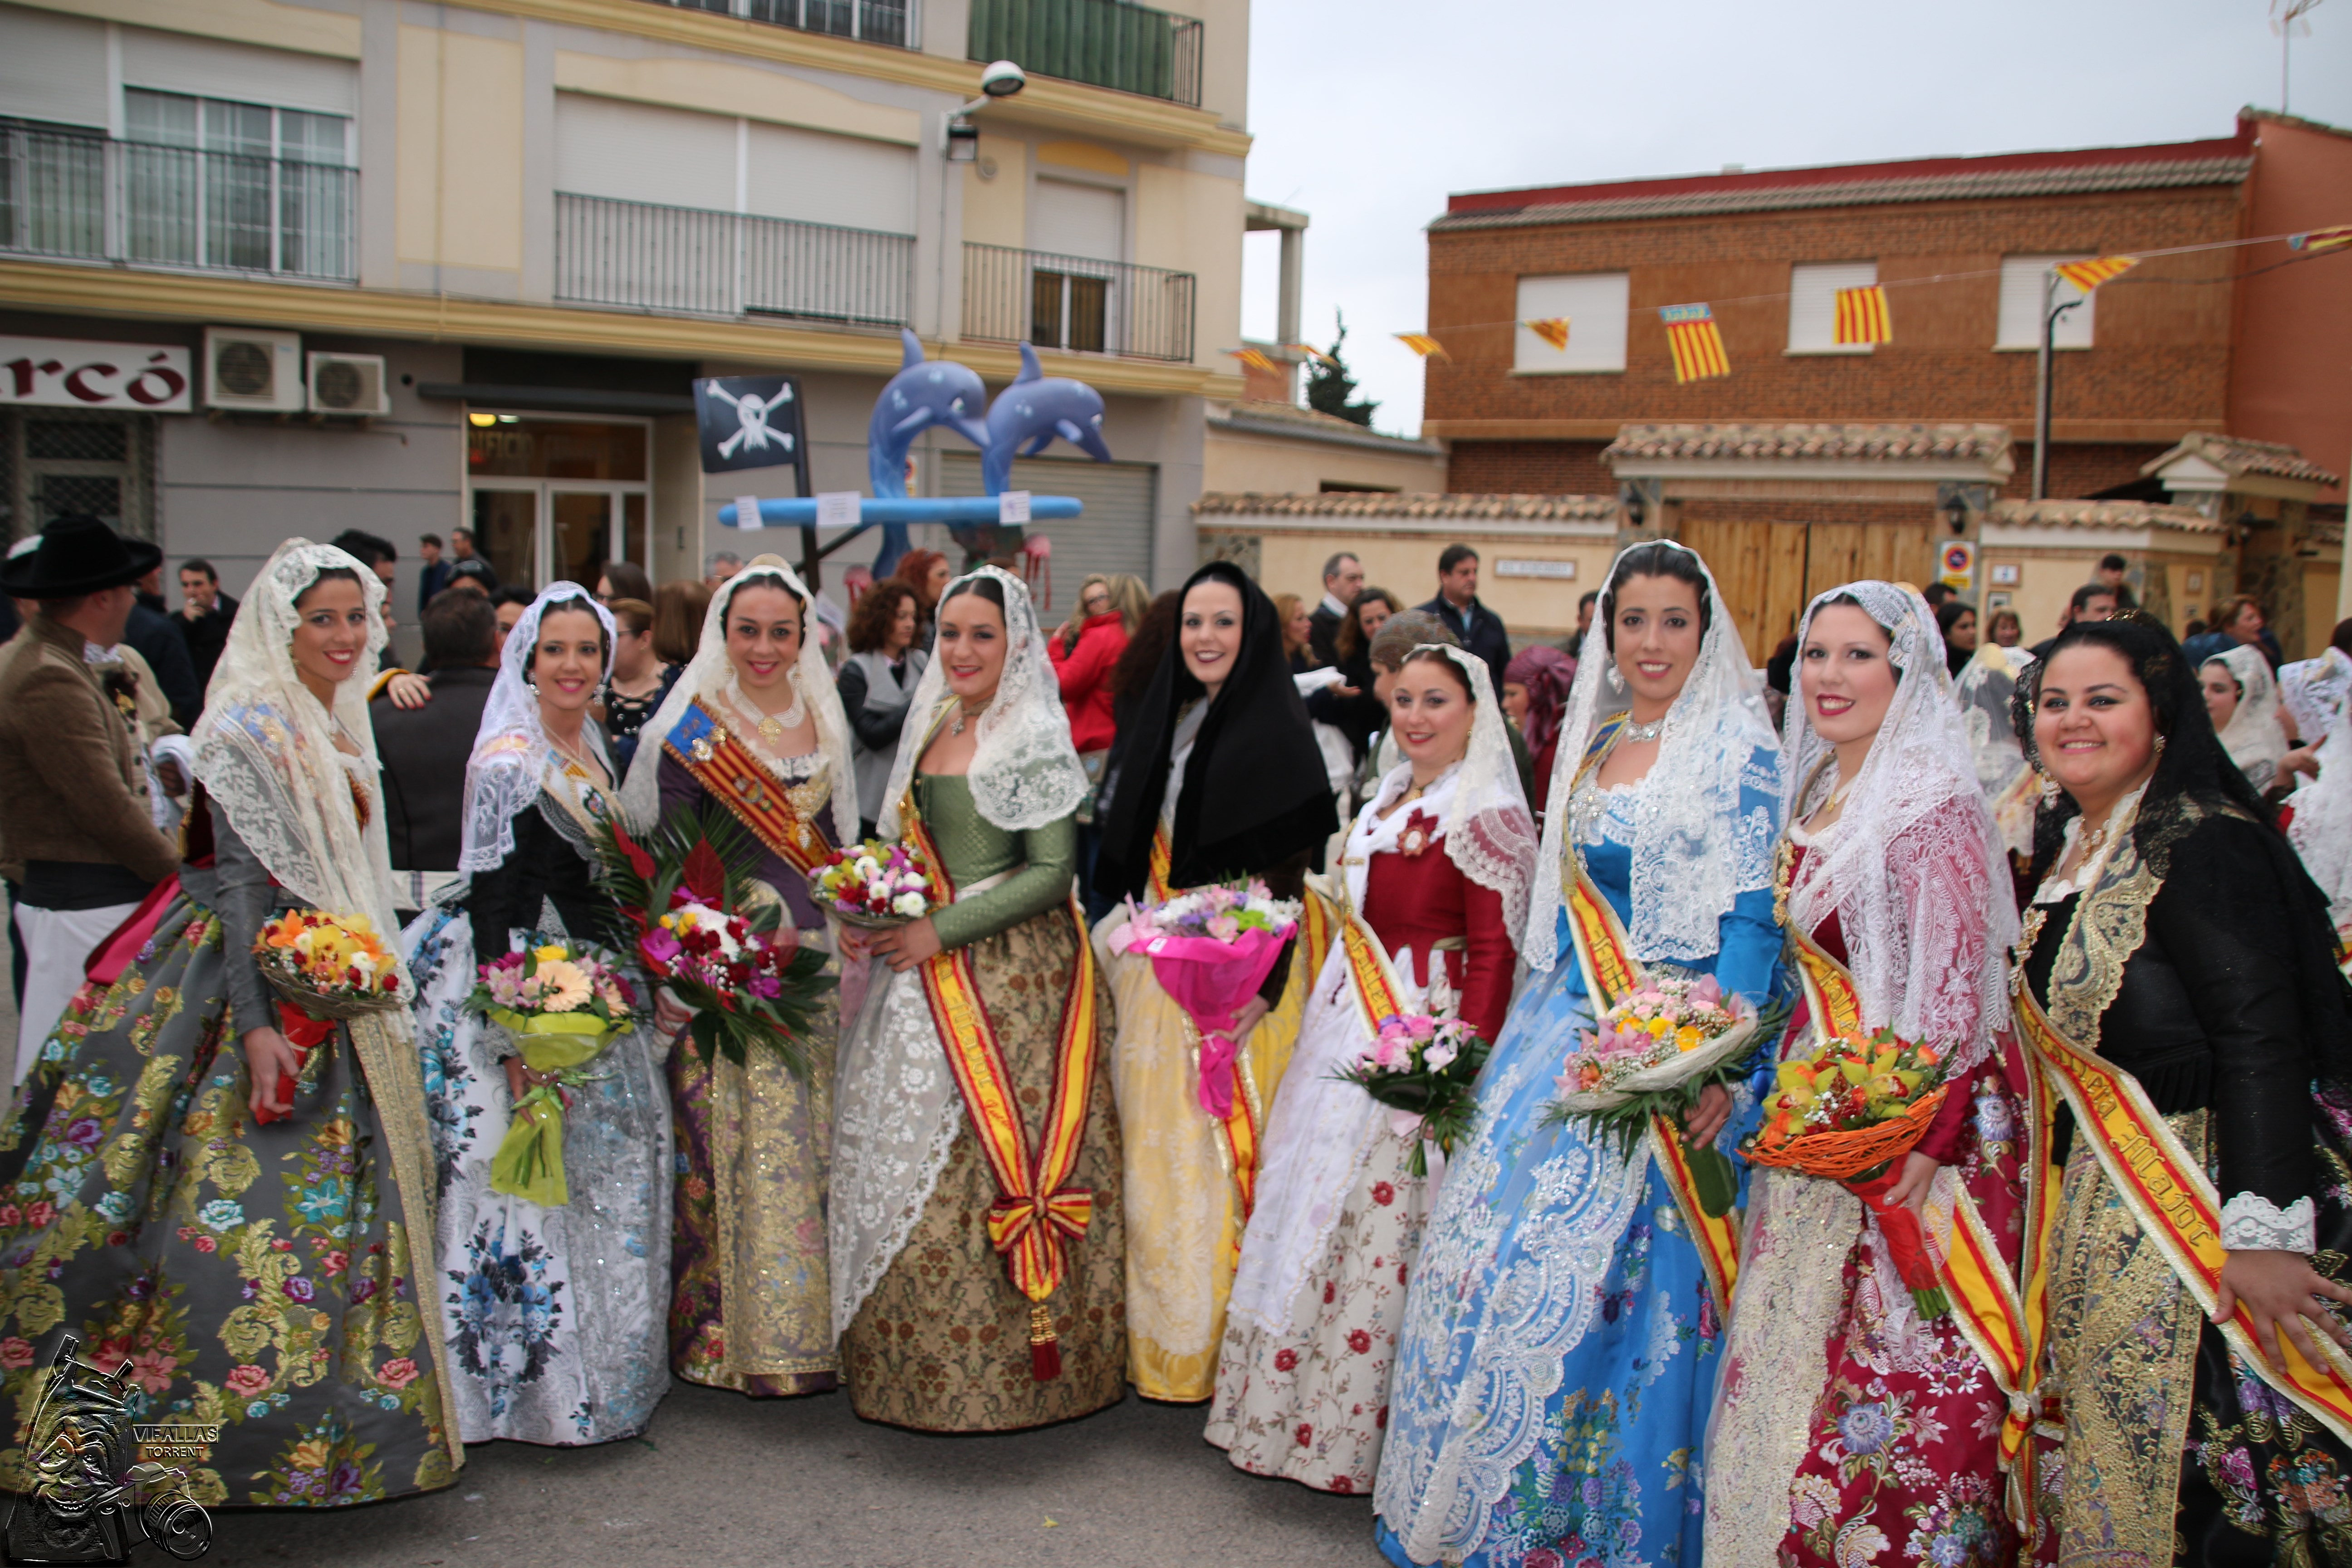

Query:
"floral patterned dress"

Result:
[[1703, 827, 2025, 1568], [1207, 769, 1517, 1493], [403, 745, 671, 1446], [1373, 745, 1784, 1568], [0, 804, 459, 1507]]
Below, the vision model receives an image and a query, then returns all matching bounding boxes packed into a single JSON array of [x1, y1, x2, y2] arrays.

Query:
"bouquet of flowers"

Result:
[[1334, 1010, 1492, 1177], [810, 840, 940, 930], [1107, 881, 1302, 1119], [591, 806, 834, 1075], [250, 910, 406, 1124], [465, 941, 637, 1206], [1744, 1027, 1952, 1316], [1543, 974, 1772, 1216]]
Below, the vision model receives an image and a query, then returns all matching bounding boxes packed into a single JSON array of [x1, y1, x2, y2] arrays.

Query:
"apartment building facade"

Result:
[[1419, 113, 2352, 658], [0, 0, 1250, 607]]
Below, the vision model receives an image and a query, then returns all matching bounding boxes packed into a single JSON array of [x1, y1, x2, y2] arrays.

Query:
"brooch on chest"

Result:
[[1398, 807, 1440, 858]]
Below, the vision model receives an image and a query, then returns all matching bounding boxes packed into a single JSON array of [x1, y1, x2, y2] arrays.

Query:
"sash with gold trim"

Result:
[[898, 790, 1099, 1381], [666, 700, 832, 876], [1784, 924, 2030, 1427], [1138, 823, 1335, 1242], [1558, 715, 1746, 1308], [2007, 983, 2352, 1489]]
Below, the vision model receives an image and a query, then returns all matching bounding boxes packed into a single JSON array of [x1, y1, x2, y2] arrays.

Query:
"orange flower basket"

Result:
[[1744, 1084, 1948, 1180]]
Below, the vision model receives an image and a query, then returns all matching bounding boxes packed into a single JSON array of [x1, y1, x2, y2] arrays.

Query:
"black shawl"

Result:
[[1094, 561, 1338, 900]]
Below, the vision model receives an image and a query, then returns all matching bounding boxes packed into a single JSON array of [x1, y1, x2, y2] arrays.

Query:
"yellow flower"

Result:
[[289, 1439, 332, 1472], [533, 943, 568, 964], [1676, 1025, 1702, 1052], [1647, 1016, 1671, 1038]]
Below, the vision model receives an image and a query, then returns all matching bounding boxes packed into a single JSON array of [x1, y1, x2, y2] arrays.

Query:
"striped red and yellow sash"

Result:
[[2010, 985, 2352, 1461], [1787, 928, 2029, 1421], [1334, 902, 1410, 1038], [1148, 825, 1173, 901], [667, 699, 832, 876], [1563, 862, 1744, 1310], [900, 798, 1099, 1375]]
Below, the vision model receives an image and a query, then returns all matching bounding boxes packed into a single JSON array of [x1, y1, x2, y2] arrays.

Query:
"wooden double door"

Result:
[[1677, 517, 1939, 666]]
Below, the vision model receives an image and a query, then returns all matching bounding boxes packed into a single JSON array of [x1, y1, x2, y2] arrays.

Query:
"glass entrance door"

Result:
[[465, 414, 652, 591]]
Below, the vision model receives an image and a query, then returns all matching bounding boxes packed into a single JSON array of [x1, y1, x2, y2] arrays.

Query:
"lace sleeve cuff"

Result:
[[2220, 1191, 2317, 1254]]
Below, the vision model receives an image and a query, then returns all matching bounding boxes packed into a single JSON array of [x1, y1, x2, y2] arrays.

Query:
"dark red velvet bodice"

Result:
[[1360, 830, 1517, 1042]]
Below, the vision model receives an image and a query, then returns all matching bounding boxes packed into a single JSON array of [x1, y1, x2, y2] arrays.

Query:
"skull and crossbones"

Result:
[[708, 382, 796, 461]]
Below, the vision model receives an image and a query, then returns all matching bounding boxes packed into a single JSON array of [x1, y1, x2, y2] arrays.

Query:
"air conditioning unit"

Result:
[[203, 328, 304, 413], [306, 352, 388, 417]]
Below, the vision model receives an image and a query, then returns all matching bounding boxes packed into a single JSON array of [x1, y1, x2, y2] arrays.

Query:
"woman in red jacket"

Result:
[[1052, 573, 1147, 917]]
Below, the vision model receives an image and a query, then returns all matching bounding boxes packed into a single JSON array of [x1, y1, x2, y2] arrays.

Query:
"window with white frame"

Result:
[[1513, 273, 1629, 372], [1787, 261, 1877, 354], [120, 88, 352, 278], [1996, 257, 2097, 350]]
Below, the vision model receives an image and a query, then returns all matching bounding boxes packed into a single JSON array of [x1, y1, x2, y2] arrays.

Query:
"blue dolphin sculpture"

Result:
[[982, 343, 1112, 495], [867, 329, 991, 575]]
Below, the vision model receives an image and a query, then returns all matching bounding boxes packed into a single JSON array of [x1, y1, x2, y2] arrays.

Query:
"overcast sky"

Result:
[[1239, 0, 2352, 437]]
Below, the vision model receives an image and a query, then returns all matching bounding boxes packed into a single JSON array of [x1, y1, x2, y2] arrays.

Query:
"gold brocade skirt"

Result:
[[1096, 920, 1314, 1402], [840, 906, 1125, 1432]]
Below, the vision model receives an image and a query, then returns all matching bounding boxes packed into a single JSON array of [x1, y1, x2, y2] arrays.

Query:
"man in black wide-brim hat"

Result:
[[0, 514, 182, 1084]]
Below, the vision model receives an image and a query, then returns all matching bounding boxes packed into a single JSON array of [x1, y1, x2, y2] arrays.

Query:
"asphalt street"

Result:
[[0, 921, 1388, 1567]]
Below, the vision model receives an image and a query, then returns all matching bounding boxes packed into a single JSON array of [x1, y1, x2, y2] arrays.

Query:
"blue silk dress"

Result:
[[1373, 739, 1784, 1568]]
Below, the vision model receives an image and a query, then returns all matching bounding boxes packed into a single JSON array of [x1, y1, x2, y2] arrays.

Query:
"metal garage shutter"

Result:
[[938, 451, 1155, 614]]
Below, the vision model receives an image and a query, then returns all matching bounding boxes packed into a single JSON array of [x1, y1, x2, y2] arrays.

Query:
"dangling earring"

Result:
[[1605, 662, 1624, 694], [2037, 767, 2061, 805], [2152, 734, 2168, 756]]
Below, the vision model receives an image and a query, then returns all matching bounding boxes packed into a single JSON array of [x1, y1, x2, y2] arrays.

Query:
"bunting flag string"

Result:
[[1286, 343, 1340, 367], [1523, 317, 1572, 351], [2291, 225, 2352, 253], [1660, 303, 1730, 383], [1832, 284, 1892, 346], [2052, 255, 2140, 292], [1226, 347, 1280, 376], [1394, 333, 1450, 358]]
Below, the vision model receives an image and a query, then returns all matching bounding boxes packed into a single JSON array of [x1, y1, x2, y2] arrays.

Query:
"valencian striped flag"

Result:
[[1286, 343, 1339, 367], [1226, 347, 1279, 376], [1395, 333, 1448, 358], [1524, 318, 1572, 351], [1660, 303, 1730, 382], [2053, 255, 2138, 292], [2290, 226, 2352, 253], [1832, 285, 1892, 346]]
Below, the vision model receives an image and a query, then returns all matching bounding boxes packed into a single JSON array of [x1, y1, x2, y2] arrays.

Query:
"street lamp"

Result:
[[2031, 268, 2086, 500], [946, 60, 1027, 161]]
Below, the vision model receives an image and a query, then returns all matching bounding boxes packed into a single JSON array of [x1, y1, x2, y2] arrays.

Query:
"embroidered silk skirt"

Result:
[[0, 893, 459, 1506]]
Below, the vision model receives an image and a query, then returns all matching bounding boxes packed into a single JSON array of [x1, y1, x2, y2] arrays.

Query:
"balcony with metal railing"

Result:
[[968, 0, 1203, 106], [962, 242, 1195, 363], [0, 121, 355, 280], [555, 191, 916, 328], [638, 0, 915, 49]]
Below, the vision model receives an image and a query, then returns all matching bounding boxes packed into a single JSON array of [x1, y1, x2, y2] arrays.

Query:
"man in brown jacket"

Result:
[[0, 514, 182, 1082]]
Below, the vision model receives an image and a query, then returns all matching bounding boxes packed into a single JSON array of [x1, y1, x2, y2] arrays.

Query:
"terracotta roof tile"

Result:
[[1603, 422, 2015, 465], [1429, 155, 2253, 231], [1192, 492, 1618, 521], [2141, 432, 2342, 487], [1989, 498, 2221, 534]]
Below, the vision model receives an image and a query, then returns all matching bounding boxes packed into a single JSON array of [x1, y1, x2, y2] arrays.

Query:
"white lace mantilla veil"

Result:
[[1423, 643, 1539, 937], [191, 539, 403, 949], [460, 584, 616, 874], [832, 564, 1089, 1342], [1779, 581, 2017, 1070], [2211, 641, 2289, 786], [876, 564, 1087, 838], [2289, 705, 2352, 927], [1523, 540, 1778, 970], [615, 554, 857, 846]]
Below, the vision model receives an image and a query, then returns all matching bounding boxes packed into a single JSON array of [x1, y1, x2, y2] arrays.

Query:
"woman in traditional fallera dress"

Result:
[[1705, 583, 2027, 1567], [1091, 561, 1340, 1403], [830, 566, 1123, 1432], [617, 555, 855, 1397], [1208, 643, 1535, 1493], [403, 585, 670, 1446], [1374, 540, 1784, 1568], [2012, 616, 2352, 1566], [0, 540, 459, 1505]]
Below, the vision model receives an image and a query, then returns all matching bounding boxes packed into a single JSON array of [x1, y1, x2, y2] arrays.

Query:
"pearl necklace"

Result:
[[1621, 714, 1666, 743]]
